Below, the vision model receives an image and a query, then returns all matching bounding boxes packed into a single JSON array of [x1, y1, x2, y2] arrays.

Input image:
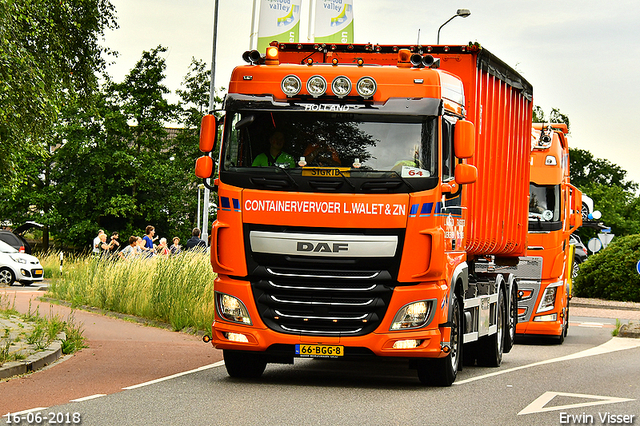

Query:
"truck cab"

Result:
[[514, 124, 582, 342]]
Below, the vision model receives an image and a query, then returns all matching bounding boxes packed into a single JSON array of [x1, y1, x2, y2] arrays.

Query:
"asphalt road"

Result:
[[2, 286, 639, 426]]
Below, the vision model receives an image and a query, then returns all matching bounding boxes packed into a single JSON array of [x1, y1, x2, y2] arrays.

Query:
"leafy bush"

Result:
[[573, 234, 640, 302]]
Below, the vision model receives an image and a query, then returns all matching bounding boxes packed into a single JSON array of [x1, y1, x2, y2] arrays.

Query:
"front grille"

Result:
[[245, 225, 405, 337], [252, 276, 393, 336]]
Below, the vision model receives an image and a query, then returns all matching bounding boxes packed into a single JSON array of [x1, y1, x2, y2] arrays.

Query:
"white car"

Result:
[[0, 239, 44, 285]]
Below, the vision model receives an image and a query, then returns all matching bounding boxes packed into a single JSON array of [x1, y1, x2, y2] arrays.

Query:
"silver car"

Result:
[[0, 239, 44, 285]]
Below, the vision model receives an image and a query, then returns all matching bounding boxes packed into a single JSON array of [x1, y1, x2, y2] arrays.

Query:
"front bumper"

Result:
[[211, 275, 451, 359]]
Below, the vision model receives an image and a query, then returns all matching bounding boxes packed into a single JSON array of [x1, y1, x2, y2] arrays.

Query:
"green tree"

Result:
[[0, 0, 117, 187]]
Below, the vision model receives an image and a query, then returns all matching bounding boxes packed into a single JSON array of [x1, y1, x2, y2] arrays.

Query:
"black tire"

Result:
[[476, 289, 505, 367], [0, 268, 15, 285], [503, 283, 517, 354], [556, 305, 569, 344], [418, 294, 460, 386], [223, 349, 267, 379]]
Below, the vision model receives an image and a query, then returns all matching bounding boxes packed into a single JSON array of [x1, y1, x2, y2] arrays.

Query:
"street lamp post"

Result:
[[437, 9, 471, 44], [197, 183, 204, 231], [202, 0, 220, 247]]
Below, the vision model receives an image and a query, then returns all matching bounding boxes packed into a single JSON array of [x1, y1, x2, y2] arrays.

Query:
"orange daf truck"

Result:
[[509, 123, 582, 343], [196, 42, 532, 386]]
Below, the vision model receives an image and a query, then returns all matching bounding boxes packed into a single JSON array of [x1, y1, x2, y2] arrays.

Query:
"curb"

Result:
[[618, 323, 640, 339], [0, 340, 63, 380]]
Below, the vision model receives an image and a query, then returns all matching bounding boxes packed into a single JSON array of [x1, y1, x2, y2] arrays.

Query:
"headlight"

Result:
[[356, 77, 377, 98], [216, 292, 252, 325], [306, 75, 327, 97], [331, 76, 352, 98], [533, 313, 557, 322], [537, 282, 561, 313], [390, 300, 433, 330], [9, 256, 27, 264], [281, 75, 302, 97]]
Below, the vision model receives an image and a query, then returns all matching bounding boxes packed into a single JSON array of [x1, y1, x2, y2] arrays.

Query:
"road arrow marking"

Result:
[[518, 391, 635, 415]]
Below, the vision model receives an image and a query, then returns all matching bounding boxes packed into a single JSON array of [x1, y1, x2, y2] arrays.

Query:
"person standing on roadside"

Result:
[[185, 228, 207, 250], [97, 233, 115, 258], [142, 225, 157, 257], [109, 232, 121, 254], [170, 237, 182, 255], [118, 236, 141, 259], [92, 229, 104, 255]]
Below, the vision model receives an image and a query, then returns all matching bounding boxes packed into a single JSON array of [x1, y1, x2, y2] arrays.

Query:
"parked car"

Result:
[[0, 239, 44, 286], [0, 221, 43, 254], [569, 234, 588, 279]]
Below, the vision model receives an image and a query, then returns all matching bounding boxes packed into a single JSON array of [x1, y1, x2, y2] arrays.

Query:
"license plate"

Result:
[[295, 344, 344, 358], [34, 269, 43, 275], [302, 168, 350, 177]]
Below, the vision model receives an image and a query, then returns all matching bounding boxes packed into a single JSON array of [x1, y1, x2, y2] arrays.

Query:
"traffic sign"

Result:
[[598, 232, 615, 248], [587, 237, 603, 253]]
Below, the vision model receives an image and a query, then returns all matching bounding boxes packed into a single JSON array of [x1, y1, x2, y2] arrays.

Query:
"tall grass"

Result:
[[45, 251, 217, 332]]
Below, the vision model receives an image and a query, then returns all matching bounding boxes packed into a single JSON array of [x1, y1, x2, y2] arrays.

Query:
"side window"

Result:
[[441, 117, 456, 181], [223, 113, 255, 169]]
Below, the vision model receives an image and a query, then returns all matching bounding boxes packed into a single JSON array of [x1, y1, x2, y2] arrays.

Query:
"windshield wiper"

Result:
[[335, 169, 356, 190], [272, 166, 299, 189], [390, 171, 416, 191]]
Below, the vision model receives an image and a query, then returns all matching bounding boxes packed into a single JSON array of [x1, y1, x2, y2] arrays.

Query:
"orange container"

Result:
[[436, 48, 533, 257]]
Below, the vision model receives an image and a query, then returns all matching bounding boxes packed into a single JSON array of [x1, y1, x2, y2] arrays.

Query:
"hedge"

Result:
[[573, 234, 640, 302]]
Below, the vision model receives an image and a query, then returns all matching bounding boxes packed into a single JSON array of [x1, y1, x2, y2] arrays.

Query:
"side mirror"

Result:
[[199, 114, 218, 153], [195, 155, 214, 179], [454, 119, 475, 159], [455, 163, 477, 185]]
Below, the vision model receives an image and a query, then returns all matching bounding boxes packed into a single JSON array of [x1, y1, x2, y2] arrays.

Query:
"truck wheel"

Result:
[[476, 289, 505, 367], [417, 294, 460, 386], [0, 268, 15, 285], [223, 350, 267, 378], [556, 307, 569, 344], [503, 284, 517, 354]]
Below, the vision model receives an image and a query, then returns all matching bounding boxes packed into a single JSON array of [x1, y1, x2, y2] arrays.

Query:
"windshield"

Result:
[[220, 110, 438, 193], [529, 183, 560, 222], [0, 239, 18, 253]]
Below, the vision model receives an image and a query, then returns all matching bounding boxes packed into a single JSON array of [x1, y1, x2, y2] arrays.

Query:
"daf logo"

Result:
[[297, 242, 349, 253]]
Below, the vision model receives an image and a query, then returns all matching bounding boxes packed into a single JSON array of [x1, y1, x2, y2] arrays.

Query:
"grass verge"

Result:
[[41, 250, 216, 332]]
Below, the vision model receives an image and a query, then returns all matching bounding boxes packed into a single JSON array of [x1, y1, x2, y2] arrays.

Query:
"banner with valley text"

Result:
[[257, 0, 302, 53], [314, 0, 354, 44]]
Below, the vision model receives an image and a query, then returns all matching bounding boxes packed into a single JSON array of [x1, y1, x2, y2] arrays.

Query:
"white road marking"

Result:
[[122, 360, 225, 390], [455, 337, 640, 385], [2, 407, 48, 417], [70, 394, 107, 402], [518, 391, 635, 415]]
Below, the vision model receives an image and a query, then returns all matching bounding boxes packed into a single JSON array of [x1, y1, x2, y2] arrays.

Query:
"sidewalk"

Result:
[[0, 287, 223, 414]]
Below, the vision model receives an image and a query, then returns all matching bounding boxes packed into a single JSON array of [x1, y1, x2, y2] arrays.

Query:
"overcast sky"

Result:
[[103, 0, 640, 188]]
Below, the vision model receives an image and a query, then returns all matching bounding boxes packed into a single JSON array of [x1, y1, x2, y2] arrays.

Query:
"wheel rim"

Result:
[[450, 297, 460, 372], [0, 269, 12, 284], [572, 262, 580, 279], [497, 294, 504, 354]]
